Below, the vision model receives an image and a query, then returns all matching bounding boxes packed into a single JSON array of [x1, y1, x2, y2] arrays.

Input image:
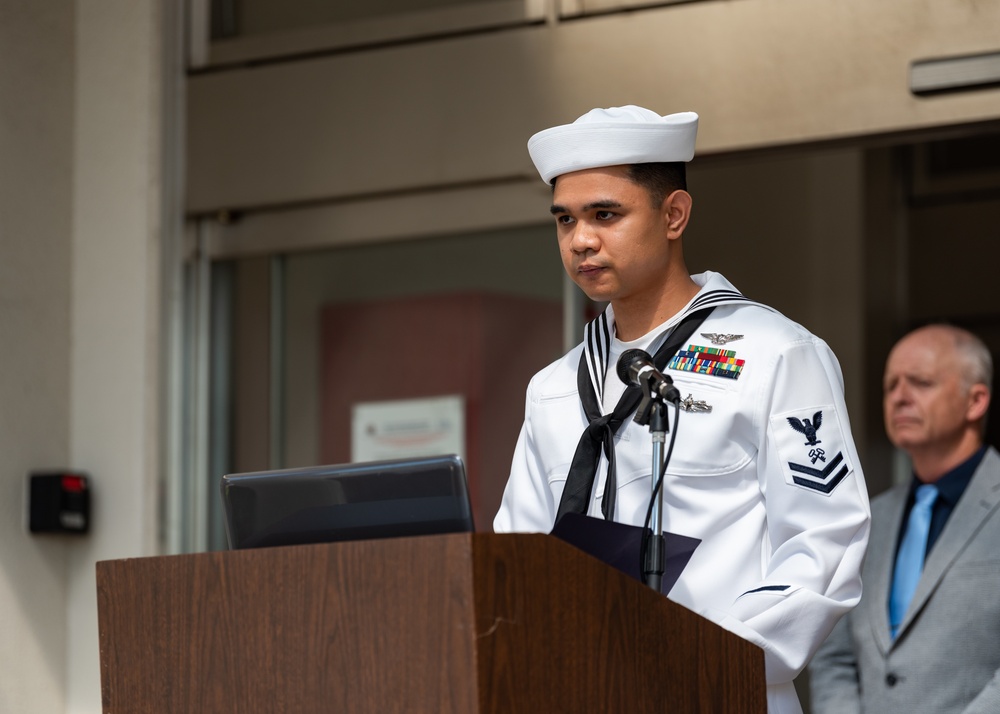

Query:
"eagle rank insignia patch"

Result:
[[771, 406, 852, 495]]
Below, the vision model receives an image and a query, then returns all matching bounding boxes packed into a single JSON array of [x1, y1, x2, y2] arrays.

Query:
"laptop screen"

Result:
[[220, 454, 474, 549]]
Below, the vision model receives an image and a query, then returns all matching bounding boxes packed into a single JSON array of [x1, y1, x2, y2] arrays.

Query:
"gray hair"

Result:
[[950, 327, 994, 394], [909, 324, 993, 393]]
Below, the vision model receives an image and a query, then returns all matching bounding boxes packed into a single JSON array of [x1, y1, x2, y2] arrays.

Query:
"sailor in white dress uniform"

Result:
[[493, 106, 871, 714]]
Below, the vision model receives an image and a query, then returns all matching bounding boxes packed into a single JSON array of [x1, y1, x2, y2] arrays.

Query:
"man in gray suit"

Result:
[[809, 324, 997, 713]]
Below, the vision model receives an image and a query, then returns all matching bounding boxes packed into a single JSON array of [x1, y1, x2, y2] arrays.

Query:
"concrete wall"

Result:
[[0, 4, 74, 712], [67, 2, 165, 710], [187, 0, 1000, 213], [0, 1, 167, 712]]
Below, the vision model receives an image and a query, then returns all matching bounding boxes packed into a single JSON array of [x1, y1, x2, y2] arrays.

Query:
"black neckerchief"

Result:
[[556, 307, 714, 522]]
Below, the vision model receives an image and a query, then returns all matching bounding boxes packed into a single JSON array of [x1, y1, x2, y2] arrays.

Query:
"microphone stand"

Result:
[[633, 381, 670, 592]]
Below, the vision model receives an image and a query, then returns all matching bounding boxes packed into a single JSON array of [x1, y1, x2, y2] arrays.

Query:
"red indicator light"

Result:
[[61, 475, 86, 493]]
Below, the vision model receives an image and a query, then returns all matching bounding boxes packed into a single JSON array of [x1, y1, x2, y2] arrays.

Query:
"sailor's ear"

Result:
[[663, 189, 692, 240]]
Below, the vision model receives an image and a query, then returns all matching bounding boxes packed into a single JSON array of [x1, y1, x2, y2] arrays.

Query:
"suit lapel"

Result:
[[896, 448, 1000, 639], [866, 485, 908, 655]]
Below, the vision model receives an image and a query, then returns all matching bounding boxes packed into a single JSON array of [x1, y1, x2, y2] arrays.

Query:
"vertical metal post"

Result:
[[269, 255, 286, 470], [188, 223, 212, 553], [644, 402, 669, 592]]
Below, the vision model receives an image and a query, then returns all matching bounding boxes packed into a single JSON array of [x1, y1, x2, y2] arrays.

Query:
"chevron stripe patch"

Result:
[[788, 452, 850, 494]]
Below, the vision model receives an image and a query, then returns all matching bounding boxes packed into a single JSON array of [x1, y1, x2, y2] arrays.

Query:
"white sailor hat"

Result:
[[527, 105, 699, 184]]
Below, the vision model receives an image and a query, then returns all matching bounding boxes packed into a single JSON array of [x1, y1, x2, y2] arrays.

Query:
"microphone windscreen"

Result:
[[617, 348, 653, 385]]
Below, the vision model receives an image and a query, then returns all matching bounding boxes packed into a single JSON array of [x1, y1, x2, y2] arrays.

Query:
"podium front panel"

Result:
[[97, 536, 479, 713]]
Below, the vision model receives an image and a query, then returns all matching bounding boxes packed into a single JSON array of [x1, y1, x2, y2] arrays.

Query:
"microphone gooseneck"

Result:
[[615, 348, 684, 592]]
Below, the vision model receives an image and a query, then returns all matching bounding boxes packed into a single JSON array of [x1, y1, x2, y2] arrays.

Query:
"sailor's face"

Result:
[[549, 166, 672, 307]]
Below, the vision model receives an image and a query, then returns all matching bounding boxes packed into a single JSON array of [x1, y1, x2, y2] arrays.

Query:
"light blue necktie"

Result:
[[889, 483, 938, 639]]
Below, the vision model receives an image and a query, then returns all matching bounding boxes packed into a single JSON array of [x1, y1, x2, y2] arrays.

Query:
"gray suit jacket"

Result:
[[809, 446, 1000, 714]]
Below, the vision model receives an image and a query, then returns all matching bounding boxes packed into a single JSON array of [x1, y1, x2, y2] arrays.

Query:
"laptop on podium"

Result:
[[220, 453, 475, 550]]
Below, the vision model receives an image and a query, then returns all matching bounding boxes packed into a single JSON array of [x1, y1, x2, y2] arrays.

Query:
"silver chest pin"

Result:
[[679, 394, 713, 413], [701, 332, 744, 346]]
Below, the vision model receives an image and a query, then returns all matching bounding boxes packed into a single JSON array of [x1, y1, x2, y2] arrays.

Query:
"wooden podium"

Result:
[[96, 534, 765, 713]]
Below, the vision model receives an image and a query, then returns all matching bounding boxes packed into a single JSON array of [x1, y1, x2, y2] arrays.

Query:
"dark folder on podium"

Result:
[[550, 511, 700, 594]]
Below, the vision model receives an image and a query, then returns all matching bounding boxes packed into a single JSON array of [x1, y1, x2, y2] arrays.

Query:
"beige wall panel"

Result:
[[188, 0, 1000, 213], [188, 30, 552, 211], [208, 0, 544, 65], [204, 180, 553, 258], [0, 3, 74, 712], [68, 1, 167, 710]]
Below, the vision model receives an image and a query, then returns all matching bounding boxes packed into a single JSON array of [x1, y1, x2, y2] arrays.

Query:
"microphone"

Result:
[[616, 348, 682, 405]]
